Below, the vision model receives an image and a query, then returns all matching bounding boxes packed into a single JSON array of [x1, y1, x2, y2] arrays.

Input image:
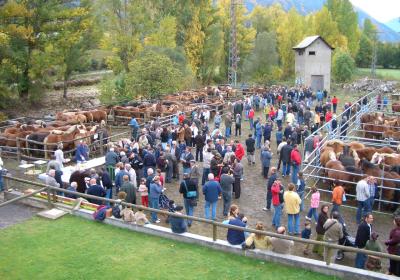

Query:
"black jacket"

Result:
[[316, 212, 328, 235], [267, 173, 277, 191], [179, 178, 198, 199], [245, 137, 255, 153], [355, 222, 371, 248], [280, 144, 293, 163]]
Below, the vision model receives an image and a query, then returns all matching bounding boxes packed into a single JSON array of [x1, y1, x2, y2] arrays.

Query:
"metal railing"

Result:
[[2, 175, 400, 268]]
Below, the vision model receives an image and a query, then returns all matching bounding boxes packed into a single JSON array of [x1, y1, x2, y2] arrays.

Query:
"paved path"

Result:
[[0, 193, 39, 229]]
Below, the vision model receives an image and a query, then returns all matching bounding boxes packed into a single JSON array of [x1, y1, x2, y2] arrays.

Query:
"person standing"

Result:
[[179, 173, 198, 227], [120, 175, 137, 205], [180, 146, 194, 174], [332, 96, 338, 113], [234, 140, 245, 161], [232, 158, 243, 199], [255, 121, 263, 149], [296, 172, 306, 212], [356, 178, 371, 224], [86, 178, 106, 205], [194, 132, 205, 162], [54, 143, 67, 169], [149, 176, 163, 223], [225, 113, 232, 138], [271, 179, 284, 229], [235, 113, 242, 136], [323, 211, 343, 265], [355, 213, 374, 269], [220, 169, 235, 217], [202, 173, 222, 220], [248, 107, 255, 130], [128, 117, 140, 140], [263, 167, 277, 211], [260, 146, 272, 179], [313, 204, 330, 256], [280, 141, 293, 178], [75, 140, 89, 163], [245, 134, 255, 165], [306, 187, 320, 223], [105, 147, 118, 182], [290, 144, 301, 184], [284, 183, 301, 235], [202, 148, 213, 186], [385, 216, 400, 276], [332, 181, 345, 214]]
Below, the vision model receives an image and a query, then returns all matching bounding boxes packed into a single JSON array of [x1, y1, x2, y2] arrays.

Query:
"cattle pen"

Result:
[[302, 89, 400, 214]]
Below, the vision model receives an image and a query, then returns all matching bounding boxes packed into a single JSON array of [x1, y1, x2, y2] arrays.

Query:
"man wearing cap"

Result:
[[202, 173, 222, 220]]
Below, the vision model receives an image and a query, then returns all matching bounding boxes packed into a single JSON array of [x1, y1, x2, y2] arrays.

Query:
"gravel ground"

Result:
[[0, 193, 40, 229]]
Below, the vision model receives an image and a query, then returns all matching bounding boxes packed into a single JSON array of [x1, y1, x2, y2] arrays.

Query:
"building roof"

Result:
[[292, 35, 334, 50]]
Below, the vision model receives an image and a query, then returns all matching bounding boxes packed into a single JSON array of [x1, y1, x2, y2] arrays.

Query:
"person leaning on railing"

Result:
[[244, 222, 271, 250]]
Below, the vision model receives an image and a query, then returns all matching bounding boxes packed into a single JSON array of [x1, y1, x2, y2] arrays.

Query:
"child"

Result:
[[138, 178, 149, 207], [134, 209, 150, 226], [302, 221, 312, 255], [306, 186, 320, 223], [121, 205, 135, 223]]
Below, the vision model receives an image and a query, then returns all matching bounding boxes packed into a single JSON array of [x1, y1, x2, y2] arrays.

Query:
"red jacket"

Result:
[[178, 114, 185, 124], [248, 109, 255, 119], [332, 97, 338, 105], [271, 182, 282, 206], [325, 111, 333, 122], [290, 148, 301, 165], [235, 143, 245, 160]]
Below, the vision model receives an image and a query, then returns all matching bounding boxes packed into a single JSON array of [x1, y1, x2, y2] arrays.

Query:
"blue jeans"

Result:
[[249, 118, 254, 130], [205, 200, 217, 220], [225, 127, 231, 138], [183, 198, 195, 226], [222, 192, 232, 216], [149, 197, 159, 222], [0, 173, 4, 192], [256, 135, 262, 148], [356, 200, 371, 224], [276, 119, 282, 129], [291, 164, 299, 184], [287, 213, 300, 234], [307, 208, 319, 222], [355, 252, 367, 269], [282, 162, 290, 176], [272, 204, 283, 228], [202, 167, 210, 186], [106, 188, 112, 206]]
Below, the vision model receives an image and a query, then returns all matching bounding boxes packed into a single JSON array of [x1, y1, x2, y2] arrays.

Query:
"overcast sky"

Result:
[[350, 0, 400, 22]]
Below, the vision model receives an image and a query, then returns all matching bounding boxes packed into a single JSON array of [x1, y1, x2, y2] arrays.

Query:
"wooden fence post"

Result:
[[99, 131, 104, 156], [16, 138, 21, 163]]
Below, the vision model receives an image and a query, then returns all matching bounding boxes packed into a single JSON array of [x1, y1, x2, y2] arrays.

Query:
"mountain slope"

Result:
[[244, 0, 400, 42], [385, 18, 400, 33]]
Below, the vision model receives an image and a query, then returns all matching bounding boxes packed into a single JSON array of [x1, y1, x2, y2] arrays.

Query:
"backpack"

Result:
[[93, 205, 108, 221], [112, 205, 122, 219]]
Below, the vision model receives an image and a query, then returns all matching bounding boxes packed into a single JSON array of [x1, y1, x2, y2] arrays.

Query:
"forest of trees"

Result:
[[0, 0, 399, 106]]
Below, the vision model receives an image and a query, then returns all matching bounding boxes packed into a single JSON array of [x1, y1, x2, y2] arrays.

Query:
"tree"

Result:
[[51, 1, 97, 98], [249, 6, 273, 35], [276, 8, 306, 78], [333, 50, 355, 82], [125, 51, 184, 99], [309, 7, 347, 50], [356, 19, 377, 68], [184, 8, 205, 76], [145, 16, 177, 49], [242, 31, 279, 83], [326, 0, 361, 58], [0, 0, 85, 101], [99, 0, 151, 73]]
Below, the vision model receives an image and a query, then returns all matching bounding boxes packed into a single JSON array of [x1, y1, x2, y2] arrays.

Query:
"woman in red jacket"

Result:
[[234, 140, 245, 161], [386, 216, 400, 276]]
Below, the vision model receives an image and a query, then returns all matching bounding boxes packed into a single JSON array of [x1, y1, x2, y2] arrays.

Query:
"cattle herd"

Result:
[[0, 86, 232, 159], [318, 111, 400, 207]]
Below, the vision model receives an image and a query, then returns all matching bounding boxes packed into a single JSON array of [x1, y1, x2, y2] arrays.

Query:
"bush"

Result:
[[333, 50, 356, 82]]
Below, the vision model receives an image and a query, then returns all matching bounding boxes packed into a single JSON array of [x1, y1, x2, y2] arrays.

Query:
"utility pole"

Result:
[[228, 0, 240, 87], [371, 30, 383, 79]]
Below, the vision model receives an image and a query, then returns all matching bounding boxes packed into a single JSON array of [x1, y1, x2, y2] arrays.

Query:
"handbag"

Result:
[[342, 192, 347, 202], [183, 181, 197, 199]]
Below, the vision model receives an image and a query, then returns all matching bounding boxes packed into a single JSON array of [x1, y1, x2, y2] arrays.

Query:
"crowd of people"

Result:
[[38, 85, 400, 276]]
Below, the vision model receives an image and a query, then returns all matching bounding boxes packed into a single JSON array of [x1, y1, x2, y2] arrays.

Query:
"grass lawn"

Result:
[[0, 215, 338, 280], [357, 67, 400, 81]]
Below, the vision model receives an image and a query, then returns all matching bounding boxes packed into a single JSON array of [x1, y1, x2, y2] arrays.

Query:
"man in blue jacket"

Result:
[[86, 178, 106, 205], [128, 117, 139, 141], [169, 205, 188, 234], [202, 173, 222, 220], [75, 141, 89, 163]]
